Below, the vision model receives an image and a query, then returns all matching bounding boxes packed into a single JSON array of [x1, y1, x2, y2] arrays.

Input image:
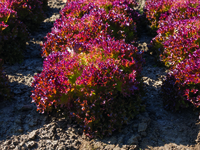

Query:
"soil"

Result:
[[0, 0, 200, 149]]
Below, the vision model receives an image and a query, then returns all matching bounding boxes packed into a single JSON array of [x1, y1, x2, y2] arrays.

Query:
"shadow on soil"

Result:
[[138, 48, 200, 149]]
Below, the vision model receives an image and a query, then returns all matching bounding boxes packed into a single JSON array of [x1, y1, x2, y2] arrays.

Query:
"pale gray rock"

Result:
[[4, 140, 11, 145], [38, 140, 46, 147], [57, 145, 66, 150], [26, 141, 36, 148], [104, 144, 115, 150], [28, 130, 38, 140], [82, 134, 86, 139], [113, 146, 121, 150], [129, 145, 138, 150], [13, 146, 20, 150], [19, 141, 25, 147], [9, 144, 16, 149], [12, 137, 20, 145], [52, 140, 58, 147]]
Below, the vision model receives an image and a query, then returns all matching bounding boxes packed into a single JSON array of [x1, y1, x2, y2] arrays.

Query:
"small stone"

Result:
[[9, 144, 15, 149], [82, 134, 86, 139], [71, 127, 75, 132], [104, 144, 115, 149], [122, 145, 128, 149], [56, 128, 62, 133], [74, 140, 81, 146], [138, 123, 148, 132], [46, 140, 52, 145], [164, 144, 171, 149], [21, 147, 26, 150], [4, 140, 11, 145], [59, 138, 66, 142], [13, 146, 20, 150], [129, 145, 138, 150], [26, 141, 36, 148], [28, 130, 38, 140], [113, 147, 121, 150], [38, 140, 46, 147], [65, 140, 70, 145], [52, 140, 58, 146], [19, 141, 25, 147], [57, 145, 66, 150], [13, 137, 19, 145], [49, 125, 56, 133], [68, 127, 72, 131]]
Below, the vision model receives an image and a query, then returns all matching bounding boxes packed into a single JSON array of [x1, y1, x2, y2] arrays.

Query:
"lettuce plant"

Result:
[[144, 0, 173, 31], [144, 0, 200, 32], [145, 0, 200, 113], [33, 0, 144, 139], [0, 21, 8, 31], [1, 0, 47, 31], [41, 13, 110, 57], [42, 1, 139, 57], [0, 1, 29, 64], [162, 49, 200, 111], [32, 35, 144, 138], [151, 18, 200, 67]]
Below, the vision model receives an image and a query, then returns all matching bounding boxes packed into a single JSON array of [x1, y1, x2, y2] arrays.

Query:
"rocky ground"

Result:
[[0, 0, 200, 149]]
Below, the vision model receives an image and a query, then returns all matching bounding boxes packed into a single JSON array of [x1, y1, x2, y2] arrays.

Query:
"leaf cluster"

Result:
[[5, 0, 47, 31], [0, 1, 29, 64], [32, 0, 144, 138], [0, 0, 48, 64], [145, 0, 200, 111]]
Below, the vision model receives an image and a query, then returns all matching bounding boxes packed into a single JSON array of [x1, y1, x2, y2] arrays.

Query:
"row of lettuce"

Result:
[[144, 0, 200, 111], [31, 0, 145, 138], [0, 0, 48, 100], [1, 0, 199, 139]]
